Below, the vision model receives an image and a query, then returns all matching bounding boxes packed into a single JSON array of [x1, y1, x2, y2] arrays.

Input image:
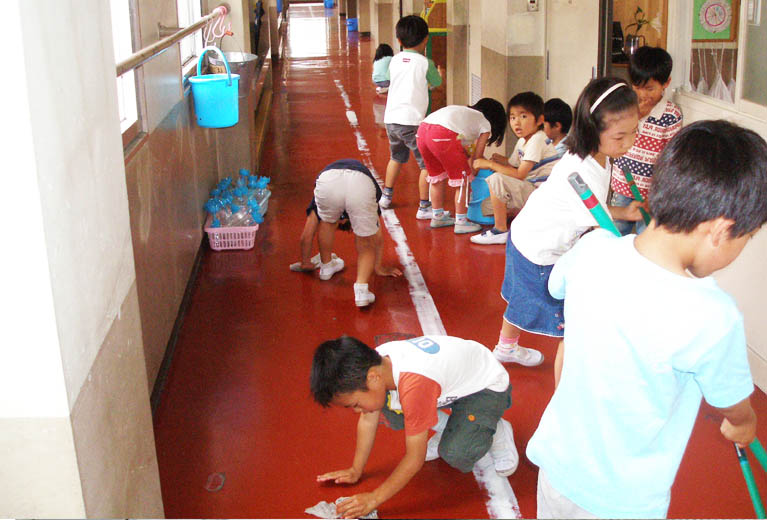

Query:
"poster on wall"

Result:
[[693, 0, 740, 41]]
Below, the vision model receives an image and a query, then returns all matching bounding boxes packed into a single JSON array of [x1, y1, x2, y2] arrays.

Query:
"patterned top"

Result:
[[610, 100, 683, 200]]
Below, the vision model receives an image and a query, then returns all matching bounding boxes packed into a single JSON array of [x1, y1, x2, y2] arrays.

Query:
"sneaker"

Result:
[[290, 253, 338, 272], [493, 344, 544, 367], [319, 258, 345, 280], [379, 194, 392, 209], [470, 229, 509, 245], [430, 213, 456, 228], [376, 86, 389, 94], [489, 419, 519, 477], [416, 205, 433, 220], [454, 221, 482, 234], [354, 283, 376, 307], [425, 430, 442, 461]]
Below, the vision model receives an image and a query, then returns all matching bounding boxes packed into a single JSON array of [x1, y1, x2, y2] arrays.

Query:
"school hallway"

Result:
[[151, 3, 767, 518]]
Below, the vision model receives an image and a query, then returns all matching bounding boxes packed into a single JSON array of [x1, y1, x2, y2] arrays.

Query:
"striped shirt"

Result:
[[610, 99, 683, 200]]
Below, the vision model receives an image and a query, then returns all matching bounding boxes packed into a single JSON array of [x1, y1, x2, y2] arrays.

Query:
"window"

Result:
[[111, 0, 138, 138], [178, 0, 204, 67], [683, 0, 767, 119]]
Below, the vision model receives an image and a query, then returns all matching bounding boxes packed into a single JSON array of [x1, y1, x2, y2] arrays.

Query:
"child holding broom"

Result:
[[527, 120, 767, 518]]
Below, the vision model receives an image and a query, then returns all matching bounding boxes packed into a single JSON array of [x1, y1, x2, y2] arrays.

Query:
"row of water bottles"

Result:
[[204, 169, 272, 228]]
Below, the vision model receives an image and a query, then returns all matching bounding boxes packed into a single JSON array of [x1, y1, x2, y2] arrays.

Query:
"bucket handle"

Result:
[[197, 46, 233, 87]]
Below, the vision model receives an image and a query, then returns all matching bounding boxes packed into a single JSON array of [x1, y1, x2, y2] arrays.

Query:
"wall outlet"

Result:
[[527, 0, 539, 12]]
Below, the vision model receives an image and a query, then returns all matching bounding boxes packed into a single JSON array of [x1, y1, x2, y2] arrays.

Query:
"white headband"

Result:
[[590, 83, 628, 114]]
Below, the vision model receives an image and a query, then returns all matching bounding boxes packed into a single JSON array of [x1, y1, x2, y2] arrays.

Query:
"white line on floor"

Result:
[[333, 79, 522, 519]]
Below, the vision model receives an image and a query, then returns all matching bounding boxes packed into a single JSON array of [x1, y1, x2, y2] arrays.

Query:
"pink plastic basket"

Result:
[[204, 215, 259, 251]]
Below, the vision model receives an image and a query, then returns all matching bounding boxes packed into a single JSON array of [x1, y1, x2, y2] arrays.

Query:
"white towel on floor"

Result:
[[305, 497, 379, 519]]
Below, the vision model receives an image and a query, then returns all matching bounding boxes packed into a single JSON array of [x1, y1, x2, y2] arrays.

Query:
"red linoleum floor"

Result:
[[153, 4, 767, 518]]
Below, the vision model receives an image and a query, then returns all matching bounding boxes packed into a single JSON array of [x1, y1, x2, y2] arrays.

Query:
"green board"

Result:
[[693, 0, 736, 41]]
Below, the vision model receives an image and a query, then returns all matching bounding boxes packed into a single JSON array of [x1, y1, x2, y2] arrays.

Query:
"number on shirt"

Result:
[[407, 337, 440, 354]]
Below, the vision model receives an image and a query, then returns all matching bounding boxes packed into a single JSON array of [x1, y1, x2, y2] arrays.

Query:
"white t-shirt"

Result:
[[376, 335, 509, 410], [422, 105, 491, 146], [384, 51, 432, 126], [527, 229, 753, 518], [509, 130, 559, 180], [510, 151, 611, 265]]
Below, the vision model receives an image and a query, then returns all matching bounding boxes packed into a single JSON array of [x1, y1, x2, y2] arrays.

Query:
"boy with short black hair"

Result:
[[470, 92, 560, 245], [527, 120, 767, 518], [380, 15, 443, 218], [311, 335, 518, 518], [611, 46, 682, 235], [542, 98, 572, 155]]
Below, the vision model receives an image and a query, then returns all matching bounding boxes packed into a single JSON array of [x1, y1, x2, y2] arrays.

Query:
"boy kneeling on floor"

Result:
[[311, 335, 518, 518]]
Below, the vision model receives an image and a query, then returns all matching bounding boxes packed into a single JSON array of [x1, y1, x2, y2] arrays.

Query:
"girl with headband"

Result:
[[490, 77, 646, 367]]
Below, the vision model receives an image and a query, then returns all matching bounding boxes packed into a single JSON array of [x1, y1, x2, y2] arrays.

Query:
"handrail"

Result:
[[116, 4, 229, 77]]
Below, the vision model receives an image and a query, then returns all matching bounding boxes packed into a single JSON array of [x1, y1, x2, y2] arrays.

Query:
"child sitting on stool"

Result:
[[311, 334, 518, 518], [470, 92, 563, 245]]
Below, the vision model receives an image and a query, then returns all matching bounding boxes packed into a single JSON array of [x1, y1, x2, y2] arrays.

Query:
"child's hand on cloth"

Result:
[[316, 467, 361, 485], [336, 493, 380, 519]]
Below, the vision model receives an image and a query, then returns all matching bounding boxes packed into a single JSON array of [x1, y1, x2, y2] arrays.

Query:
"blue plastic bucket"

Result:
[[189, 47, 240, 128], [324, 0, 334, 7], [346, 18, 358, 32]]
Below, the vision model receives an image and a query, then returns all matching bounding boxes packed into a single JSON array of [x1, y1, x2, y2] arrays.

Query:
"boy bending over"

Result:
[[527, 120, 767, 518], [311, 335, 518, 518]]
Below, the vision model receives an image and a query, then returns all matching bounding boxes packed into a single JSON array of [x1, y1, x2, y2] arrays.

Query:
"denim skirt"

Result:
[[501, 236, 565, 337]]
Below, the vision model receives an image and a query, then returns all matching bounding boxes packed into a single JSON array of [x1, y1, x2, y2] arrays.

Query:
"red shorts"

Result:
[[416, 122, 472, 187]]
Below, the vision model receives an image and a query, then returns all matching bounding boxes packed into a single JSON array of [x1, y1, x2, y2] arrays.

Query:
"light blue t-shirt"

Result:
[[372, 56, 392, 83], [526, 229, 754, 518]]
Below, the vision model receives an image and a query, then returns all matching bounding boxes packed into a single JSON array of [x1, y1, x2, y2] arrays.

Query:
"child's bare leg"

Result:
[[384, 159, 402, 190], [429, 180, 446, 210], [353, 233, 377, 307], [491, 193, 510, 232], [500, 319, 522, 341], [418, 169, 429, 200], [454, 185, 469, 215], [317, 221, 338, 264], [300, 213, 319, 265], [354, 234, 376, 284]]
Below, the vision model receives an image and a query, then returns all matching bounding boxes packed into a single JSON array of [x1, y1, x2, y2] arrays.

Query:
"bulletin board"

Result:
[[693, 0, 740, 41]]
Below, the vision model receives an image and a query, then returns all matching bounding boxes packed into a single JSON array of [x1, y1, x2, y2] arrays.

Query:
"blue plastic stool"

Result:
[[467, 169, 495, 225]]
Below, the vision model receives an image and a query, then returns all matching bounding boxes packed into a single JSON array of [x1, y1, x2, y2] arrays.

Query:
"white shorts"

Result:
[[314, 168, 380, 237], [481, 172, 536, 215]]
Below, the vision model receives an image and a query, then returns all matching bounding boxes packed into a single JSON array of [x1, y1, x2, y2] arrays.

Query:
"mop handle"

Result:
[[750, 438, 767, 475], [567, 172, 621, 237], [735, 443, 767, 518], [620, 166, 652, 226]]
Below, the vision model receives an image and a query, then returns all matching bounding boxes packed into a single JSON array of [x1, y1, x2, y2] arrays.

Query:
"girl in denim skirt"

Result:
[[493, 77, 646, 366]]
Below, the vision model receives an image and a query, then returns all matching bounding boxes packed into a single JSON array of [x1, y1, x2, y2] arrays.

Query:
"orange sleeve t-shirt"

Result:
[[397, 372, 442, 436]]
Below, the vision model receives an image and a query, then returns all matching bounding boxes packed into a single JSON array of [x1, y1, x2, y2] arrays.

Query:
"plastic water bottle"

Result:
[[237, 168, 250, 188], [254, 176, 271, 214], [233, 186, 250, 207], [249, 199, 264, 224], [204, 198, 231, 227], [226, 203, 255, 227]]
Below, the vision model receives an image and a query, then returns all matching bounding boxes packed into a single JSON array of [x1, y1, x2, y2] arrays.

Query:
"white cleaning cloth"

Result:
[[305, 497, 379, 519]]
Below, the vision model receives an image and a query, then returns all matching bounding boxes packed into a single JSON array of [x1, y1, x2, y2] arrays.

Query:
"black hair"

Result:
[[396, 15, 430, 49], [650, 120, 767, 238], [629, 46, 673, 87], [374, 43, 394, 62], [568, 77, 638, 159], [544, 98, 573, 135], [470, 98, 507, 147], [310, 336, 382, 407], [507, 91, 545, 121]]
